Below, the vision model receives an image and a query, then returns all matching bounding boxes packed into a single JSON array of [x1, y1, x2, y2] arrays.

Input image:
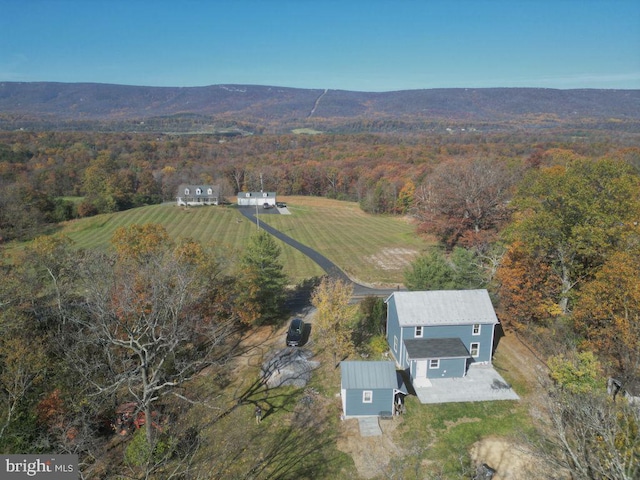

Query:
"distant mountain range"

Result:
[[1, 82, 639, 133]]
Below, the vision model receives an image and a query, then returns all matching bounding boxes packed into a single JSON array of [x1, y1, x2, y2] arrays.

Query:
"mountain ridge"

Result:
[[1, 82, 639, 132]]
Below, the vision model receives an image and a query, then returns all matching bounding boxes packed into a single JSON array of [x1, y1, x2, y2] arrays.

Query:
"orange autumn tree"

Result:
[[111, 223, 172, 263], [573, 248, 640, 379], [495, 241, 562, 329], [507, 158, 640, 315]]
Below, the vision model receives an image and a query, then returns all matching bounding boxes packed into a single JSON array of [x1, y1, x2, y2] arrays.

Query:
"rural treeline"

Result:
[[2, 130, 638, 242], [2, 128, 640, 478]]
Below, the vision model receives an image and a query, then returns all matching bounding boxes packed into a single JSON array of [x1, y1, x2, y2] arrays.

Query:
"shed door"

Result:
[[416, 360, 427, 379]]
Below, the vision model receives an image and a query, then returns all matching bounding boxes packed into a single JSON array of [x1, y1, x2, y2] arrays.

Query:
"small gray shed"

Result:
[[340, 361, 407, 418]]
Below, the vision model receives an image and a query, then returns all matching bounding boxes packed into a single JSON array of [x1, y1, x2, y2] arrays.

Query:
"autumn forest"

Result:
[[2, 120, 640, 477]]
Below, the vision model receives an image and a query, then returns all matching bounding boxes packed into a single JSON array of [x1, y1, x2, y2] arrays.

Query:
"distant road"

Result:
[[308, 88, 328, 118], [238, 208, 399, 299]]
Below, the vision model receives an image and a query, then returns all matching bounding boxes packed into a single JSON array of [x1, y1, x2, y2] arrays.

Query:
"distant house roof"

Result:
[[404, 338, 470, 359], [386, 290, 499, 327], [341, 361, 406, 392], [237, 191, 277, 198], [177, 184, 220, 196]]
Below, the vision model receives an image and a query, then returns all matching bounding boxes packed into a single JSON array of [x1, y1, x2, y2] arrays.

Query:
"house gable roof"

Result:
[[387, 289, 499, 327], [177, 184, 220, 196], [404, 338, 470, 359], [341, 361, 400, 390], [237, 191, 277, 198]]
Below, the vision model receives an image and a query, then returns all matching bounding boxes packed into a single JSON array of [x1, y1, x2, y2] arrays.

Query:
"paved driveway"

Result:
[[238, 207, 397, 298]]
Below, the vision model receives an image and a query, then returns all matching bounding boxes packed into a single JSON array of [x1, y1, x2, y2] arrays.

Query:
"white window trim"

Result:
[[207, 188, 213, 195], [363, 390, 373, 403], [184, 188, 190, 195], [429, 359, 440, 369], [470, 342, 480, 358], [472, 324, 481, 336], [393, 336, 398, 352], [415, 326, 423, 338]]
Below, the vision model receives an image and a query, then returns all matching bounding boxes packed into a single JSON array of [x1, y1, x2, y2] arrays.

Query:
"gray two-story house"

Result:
[[385, 290, 499, 388]]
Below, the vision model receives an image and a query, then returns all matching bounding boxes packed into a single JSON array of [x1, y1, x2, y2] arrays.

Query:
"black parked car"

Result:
[[276, 202, 287, 208], [286, 318, 305, 346]]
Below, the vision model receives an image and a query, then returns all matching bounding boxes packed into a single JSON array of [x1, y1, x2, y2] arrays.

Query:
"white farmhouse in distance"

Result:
[[237, 191, 277, 207], [176, 184, 221, 206]]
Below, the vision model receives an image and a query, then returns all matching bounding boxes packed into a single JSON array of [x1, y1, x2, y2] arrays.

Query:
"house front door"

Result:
[[414, 360, 431, 388]]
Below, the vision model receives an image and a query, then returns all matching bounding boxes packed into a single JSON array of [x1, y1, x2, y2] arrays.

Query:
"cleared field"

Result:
[[51, 197, 431, 285], [261, 196, 430, 285]]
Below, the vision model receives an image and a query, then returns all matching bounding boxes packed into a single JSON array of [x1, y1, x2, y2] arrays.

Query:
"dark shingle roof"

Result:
[[404, 338, 470, 359]]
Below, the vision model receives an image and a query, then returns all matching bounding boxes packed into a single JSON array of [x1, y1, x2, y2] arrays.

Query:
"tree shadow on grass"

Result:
[[190, 374, 341, 479]]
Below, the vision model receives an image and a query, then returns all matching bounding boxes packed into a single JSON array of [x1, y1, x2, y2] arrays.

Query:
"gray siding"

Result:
[[406, 324, 494, 364], [385, 295, 403, 365], [343, 388, 394, 417]]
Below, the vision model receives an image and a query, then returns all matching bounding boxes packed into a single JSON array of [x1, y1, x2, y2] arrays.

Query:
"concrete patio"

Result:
[[414, 364, 520, 404], [358, 416, 383, 436]]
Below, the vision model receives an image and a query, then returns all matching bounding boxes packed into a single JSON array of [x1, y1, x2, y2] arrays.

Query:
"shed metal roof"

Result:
[[386, 289, 499, 327], [340, 361, 400, 390]]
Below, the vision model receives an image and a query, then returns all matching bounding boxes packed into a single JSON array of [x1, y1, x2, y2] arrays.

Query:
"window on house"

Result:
[[207, 188, 213, 195], [393, 336, 398, 352], [184, 188, 190, 195], [470, 342, 480, 357], [472, 324, 481, 335], [196, 188, 202, 195], [429, 359, 440, 369], [415, 326, 423, 338], [363, 391, 373, 403]]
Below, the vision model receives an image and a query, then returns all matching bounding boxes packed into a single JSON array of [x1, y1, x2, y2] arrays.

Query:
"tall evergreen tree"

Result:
[[236, 230, 288, 326], [404, 247, 485, 291]]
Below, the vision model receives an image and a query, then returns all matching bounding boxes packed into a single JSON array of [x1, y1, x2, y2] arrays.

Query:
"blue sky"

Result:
[[1, 0, 639, 91]]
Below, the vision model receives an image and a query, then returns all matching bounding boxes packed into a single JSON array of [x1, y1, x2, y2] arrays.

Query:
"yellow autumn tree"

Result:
[[311, 277, 357, 367]]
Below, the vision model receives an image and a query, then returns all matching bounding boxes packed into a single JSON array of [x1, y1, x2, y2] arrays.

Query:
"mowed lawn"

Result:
[[52, 196, 431, 285], [263, 196, 430, 285]]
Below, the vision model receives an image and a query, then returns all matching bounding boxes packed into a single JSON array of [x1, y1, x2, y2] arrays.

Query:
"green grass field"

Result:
[[44, 196, 431, 285]]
